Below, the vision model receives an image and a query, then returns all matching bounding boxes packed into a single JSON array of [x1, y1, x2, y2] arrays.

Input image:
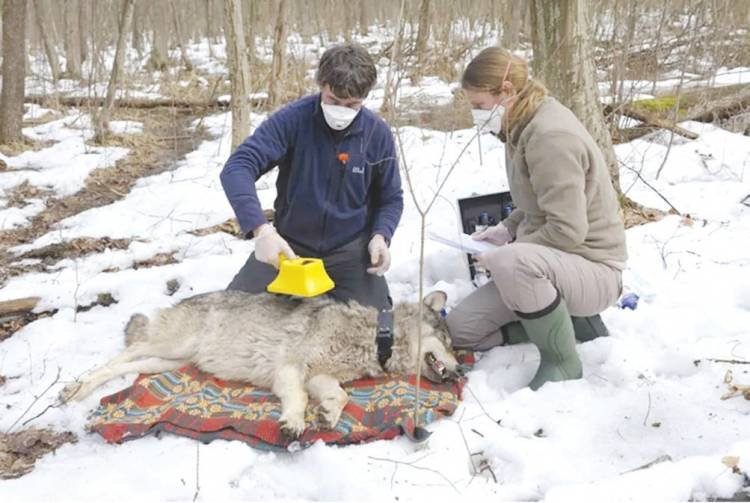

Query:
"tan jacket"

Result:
[[502, 97, 627, 270]]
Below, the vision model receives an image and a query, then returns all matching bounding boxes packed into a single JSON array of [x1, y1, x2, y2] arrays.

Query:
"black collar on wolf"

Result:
[[376, 309, 394, 369]]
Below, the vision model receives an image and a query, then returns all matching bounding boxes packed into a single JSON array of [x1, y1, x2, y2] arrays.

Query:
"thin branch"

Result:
[[5, 366, 62, 434], [619, 159, 680, 214], [368, 455, 461, 494]]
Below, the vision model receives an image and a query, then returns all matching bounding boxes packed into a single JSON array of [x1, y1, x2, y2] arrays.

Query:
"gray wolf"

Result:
[[61, 291, 459, 438]]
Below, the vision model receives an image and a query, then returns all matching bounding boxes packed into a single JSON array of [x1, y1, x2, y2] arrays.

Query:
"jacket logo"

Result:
[[352, 166, 365, 175]]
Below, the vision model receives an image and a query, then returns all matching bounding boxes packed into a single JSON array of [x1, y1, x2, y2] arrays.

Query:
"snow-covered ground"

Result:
[[2, 24, 750, 501], [1, 95, 749, 500]]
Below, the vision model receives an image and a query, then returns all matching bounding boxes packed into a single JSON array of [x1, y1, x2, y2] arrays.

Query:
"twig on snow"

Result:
[[5, 366, 62, 434]]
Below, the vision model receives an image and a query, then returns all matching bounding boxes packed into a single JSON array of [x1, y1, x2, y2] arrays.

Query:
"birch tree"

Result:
[[224, 0, 252, 150]]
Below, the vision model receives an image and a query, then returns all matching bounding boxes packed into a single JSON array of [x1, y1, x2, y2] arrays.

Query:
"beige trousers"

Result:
[[446, 242, 622, 351]]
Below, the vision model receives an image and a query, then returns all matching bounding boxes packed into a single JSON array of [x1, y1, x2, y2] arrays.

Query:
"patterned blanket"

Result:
[[88, 354, 472, 451]]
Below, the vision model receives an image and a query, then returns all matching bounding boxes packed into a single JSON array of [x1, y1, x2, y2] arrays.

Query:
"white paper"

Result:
[[427, 230, 498, 254]]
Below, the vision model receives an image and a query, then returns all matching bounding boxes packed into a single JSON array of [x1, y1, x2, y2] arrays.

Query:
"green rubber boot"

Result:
[[518, 296, 582, 391], [501, 314, 609, 345]]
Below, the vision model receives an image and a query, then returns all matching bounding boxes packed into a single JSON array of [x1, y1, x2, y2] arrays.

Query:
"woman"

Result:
[[446, 47, 627, 390]]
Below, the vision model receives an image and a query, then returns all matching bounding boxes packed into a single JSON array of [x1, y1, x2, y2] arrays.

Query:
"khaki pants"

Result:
[[446, 242, 622, 351]]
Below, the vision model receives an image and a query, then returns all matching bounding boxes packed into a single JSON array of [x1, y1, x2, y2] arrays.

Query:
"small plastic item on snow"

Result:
[[618, 292, 640, 310]]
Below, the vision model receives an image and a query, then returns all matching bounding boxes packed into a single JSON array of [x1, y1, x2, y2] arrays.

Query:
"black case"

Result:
[[457, 191, 514, 280]]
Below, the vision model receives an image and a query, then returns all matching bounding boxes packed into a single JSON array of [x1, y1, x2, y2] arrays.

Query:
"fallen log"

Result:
[[687, 87, 750, 123], [24, 94, 268, 110], [618, 105, 698, 140], [0, 297, 40, 317]]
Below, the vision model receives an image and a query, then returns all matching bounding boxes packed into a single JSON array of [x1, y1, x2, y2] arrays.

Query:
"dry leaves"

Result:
[[0, 428, 77, 479], [721, 370, 750, 400]]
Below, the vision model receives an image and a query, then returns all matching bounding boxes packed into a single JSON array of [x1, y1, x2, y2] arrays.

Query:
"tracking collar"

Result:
[[376, 309, 394, 370]]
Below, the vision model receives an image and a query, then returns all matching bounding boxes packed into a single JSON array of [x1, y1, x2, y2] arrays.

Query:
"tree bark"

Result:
[[223, 0, 252, 150], [132, 0, 144, 59], [206, 0, 215, 58], [380, 0, 407, 118], [33, 0, 62, 82], [63, 0, 82, 78], [96, 0, 135, 141], [529, 0, 621, 191], [168, 0, 193, 71], [268, 0, 288, 108], [502, 0, 523, 50], [242, 0, 256, 66], [412, 0, 430, 82], [359, 0, 369, 36], [78, 0, 87, 63], [148, 3, 170, 71], [0, 0, 27, 145]]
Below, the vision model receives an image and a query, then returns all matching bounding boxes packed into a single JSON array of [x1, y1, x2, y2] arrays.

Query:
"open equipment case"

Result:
[[457, 191, 514, 282]]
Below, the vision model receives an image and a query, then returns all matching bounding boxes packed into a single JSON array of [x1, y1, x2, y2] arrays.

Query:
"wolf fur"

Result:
[[61, 290, 458, 438]]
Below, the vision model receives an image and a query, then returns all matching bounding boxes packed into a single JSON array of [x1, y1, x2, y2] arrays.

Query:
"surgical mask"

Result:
[[471, 106, 504, 134], [321, 101, 359, 130]]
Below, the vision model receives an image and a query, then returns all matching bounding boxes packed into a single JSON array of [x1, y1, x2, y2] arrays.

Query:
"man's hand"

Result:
[[253, 224, 297, 269], [472, 223, 512, 246], [367, 234, 390, 276]]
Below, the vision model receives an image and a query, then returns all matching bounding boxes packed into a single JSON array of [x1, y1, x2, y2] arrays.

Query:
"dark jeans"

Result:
[[226, 236, 391, 310]]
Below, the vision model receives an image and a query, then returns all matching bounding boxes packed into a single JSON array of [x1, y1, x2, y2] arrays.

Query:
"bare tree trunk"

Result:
[[97, 0, 135, 141], [359, 0, 369, 36], [224, 0, 252, 150], [168, 0, 193, 71], [0, 0, 27, 145], [243, 0, 256, 66], [206, 0, 215, 58], [148, 3, 170, 71], [502, 0, 523, 50], [63, 0, 82, 78], [132, 0, 144, 59], [529, 0, 621, 191], [33, 0, 61, 82], [268, 0, 288, 108], [78, 0, 88, 64], [412, 0, 430, 82], [380, 0, 407, 118]]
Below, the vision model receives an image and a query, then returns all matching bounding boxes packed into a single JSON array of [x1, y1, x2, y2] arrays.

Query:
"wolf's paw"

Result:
[[59, 382, 83, 403], [318, 392, 348, 429], [279, 411, 306, 439]]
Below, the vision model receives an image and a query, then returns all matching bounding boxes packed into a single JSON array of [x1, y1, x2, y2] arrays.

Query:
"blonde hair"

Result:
[[461, 47, 548, 135]]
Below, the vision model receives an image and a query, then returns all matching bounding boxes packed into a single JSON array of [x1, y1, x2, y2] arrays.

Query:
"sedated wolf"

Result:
[[61, 290, 460, 438]]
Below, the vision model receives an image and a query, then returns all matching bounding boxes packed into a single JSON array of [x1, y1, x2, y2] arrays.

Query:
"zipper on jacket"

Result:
[[319, 137, 348, 254]]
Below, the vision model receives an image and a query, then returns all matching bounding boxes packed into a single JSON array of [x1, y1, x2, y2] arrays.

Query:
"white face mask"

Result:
[[471, 105, 504, 134], [321, 101, 360, 130]]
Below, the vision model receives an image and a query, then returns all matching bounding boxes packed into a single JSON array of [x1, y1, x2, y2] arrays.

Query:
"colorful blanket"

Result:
[[88, 354, 473, 451]]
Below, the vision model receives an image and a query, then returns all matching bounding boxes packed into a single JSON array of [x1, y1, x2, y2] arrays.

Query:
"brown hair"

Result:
[[461, 47, 548, 135]]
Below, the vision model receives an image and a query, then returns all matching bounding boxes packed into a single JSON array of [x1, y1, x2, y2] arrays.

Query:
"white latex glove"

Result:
[[253, 224, 297, 269], [471, 223, 512, 246], [367, 234, 391, 276]]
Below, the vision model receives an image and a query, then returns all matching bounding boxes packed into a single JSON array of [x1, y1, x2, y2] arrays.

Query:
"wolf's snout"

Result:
[[425, 352, 460, 383]]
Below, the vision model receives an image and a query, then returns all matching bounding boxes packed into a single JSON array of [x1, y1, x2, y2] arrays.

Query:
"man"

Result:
[[220, 44, 403, 310]]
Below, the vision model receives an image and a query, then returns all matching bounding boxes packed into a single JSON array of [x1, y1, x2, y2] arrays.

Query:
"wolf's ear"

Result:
[[423, 291, 447, 313]]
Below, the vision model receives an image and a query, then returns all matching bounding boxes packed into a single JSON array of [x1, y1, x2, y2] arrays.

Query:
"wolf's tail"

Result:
[[124, 313, 149, 346]]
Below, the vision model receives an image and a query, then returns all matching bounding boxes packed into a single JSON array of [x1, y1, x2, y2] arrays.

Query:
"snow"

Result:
[[2, 36, 750, 503], [0, 112, 132, 229]]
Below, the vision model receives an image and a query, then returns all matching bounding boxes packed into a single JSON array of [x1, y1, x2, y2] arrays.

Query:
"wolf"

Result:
[[61, 290, 460, 438]]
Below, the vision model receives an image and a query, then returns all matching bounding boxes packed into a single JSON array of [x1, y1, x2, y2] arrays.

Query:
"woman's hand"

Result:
[[471, 223, 512, 246]]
